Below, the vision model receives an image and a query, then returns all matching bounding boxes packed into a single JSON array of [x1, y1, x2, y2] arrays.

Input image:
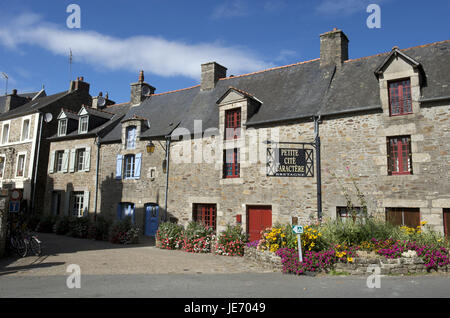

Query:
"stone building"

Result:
[[0, 77, 91, 213], [44, 29, 450, 240], [44, 95, 130, 218]]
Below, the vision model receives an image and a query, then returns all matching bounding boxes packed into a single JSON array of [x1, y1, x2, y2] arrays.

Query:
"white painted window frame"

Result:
[[1, 120, 11, 145], [20, 116, 32, 141], [0, 154, 5, 179], [58, 119, 67, 136], [78, 116, 89, 134], [15, 151, 27, 178]]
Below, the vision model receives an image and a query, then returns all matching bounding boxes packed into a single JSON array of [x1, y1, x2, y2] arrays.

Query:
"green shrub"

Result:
[[54, 216, 76, 235], [214, 224, 247, 256], [182, 221, 214, 253], [35, 215, 57, 233], [68, 216, 92, 239], [156, 221, 184, 249], [87, 216, 112, 241], [109, 216, 139, 244]]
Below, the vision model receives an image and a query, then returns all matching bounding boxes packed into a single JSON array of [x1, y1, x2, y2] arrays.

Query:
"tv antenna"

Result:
[[69, 48, 73, 81], [1, 72, 8, 95]]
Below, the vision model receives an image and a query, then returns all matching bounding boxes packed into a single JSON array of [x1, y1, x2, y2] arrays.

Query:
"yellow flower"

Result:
[[347, 257, 354, 263]]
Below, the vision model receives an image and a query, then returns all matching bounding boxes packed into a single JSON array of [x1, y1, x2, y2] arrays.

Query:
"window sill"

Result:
[[220, 178, 243, 185]]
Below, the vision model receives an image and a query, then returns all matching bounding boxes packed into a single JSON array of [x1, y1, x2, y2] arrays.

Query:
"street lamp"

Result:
[[146, 141, 155, 154]]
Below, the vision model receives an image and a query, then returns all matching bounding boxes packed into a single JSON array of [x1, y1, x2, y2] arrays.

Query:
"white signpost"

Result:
[[292, 225, 304, 262]]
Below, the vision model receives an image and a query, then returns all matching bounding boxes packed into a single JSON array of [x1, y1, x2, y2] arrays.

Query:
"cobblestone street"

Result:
[[0, 233, 272, 277]]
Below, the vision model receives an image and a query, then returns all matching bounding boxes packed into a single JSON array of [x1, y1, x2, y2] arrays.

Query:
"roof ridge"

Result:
[[61, 108, 78, 115], [219, 58, 321, 81], [105, 102, 129, 108], [345, 39, 450, 63], [228, 86, 254, 97], [152, 84, 200, 97], [84, 105, 115, 115]]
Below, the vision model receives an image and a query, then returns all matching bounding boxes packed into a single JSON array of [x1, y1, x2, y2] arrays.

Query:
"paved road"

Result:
[[1, 233, 449, 298], [1, 273, 450, 298]]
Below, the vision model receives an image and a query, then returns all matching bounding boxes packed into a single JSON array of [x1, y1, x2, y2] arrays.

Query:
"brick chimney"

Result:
[[4, 89, 30, 112], [320, 28, 349, 69], [69, 76, 90, 93], [130, 70, 155, 106], [92, 91, 115, 109], [201, 62, 227, 91]]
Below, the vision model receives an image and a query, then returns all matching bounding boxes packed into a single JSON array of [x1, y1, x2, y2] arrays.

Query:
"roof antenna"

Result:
[[69, 48, 73, 82], [1, 72, 8, 95]]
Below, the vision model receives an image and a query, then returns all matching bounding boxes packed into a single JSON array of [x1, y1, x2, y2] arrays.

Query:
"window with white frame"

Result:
[[54, 150, 64, 172], [2, 123, 9, 144], [79, 116, 89, 134], [58, 119, 67, 136], [75, 148, 86, 171], [16, 153, 26, 177], [124, 154, 135, 179], [71, 192, 84, 217], [126, 126, 136, 149], [21, 119, 30, 141], [0, 155, 5, 179]]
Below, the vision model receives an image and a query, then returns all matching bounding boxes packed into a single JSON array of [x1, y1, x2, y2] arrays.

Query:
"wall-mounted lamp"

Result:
[[146, 141, 155, 154], [162, 159, 167, 173]]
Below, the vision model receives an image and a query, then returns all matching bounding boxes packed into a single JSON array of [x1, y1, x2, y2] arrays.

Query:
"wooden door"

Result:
[[444, 209, 450, 238], [247, 206, 272, 242]]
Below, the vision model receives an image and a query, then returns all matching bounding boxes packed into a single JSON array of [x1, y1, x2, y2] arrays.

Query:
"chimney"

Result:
[[201, 62, 227, 91], [92, 91, 115, 109], [130, 70, 155, 106], [320, 28, 349, 68], [69, 76, 90, 93], [4, 89, 29, 112]]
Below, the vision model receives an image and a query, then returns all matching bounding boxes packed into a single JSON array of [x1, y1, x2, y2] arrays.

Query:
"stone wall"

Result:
[[243, 247, 450, 275]]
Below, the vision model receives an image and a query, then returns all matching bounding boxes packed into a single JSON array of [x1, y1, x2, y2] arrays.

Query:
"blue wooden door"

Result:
[[145, 204, 159, 236]]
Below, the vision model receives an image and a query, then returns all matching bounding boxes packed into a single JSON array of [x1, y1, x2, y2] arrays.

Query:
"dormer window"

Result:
[[58, 119, 67, 136], [225, 108, 241, 140], [126, 126, 136, 149], [389, 79, 412, 116], [79, 116, 89, 134]]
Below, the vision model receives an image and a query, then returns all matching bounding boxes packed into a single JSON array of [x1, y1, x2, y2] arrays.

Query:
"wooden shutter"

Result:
[[134, 153, 142, 179], [83, 191, 90, 216], [62, 150, 69, 173], [403, 208, 420, 228], [49, 150, 55, 173], [115, 155, 123, 179], [69, 149, 76, 172], [84, 146, 91, 172]]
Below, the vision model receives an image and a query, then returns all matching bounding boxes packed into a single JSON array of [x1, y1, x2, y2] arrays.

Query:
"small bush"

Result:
[[156, 222, 184, 250], [87, 216, 112, 241], [68, 216, 92, 239], [35, 215, 57, 233], [182, 221, 214, 253], [54, 216, 76, 235], [109, 216, 140, 244], [214, 224, 247, 256]]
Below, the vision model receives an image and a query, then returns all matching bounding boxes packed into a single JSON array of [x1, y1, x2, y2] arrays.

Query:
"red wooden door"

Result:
[[444, 209, 450, 239], [247, 206, 272, 242]]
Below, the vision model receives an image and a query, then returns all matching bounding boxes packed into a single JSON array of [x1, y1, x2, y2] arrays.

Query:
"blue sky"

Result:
[[0, 0, 449, 103]]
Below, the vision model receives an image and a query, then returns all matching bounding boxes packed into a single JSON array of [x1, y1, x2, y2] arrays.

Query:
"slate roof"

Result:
[[49, 103, 131, 141], [82, 106, 114, 120], [0, 91, 44, 114], [0, 91, 69, 120], [100, 39, 450, 142]]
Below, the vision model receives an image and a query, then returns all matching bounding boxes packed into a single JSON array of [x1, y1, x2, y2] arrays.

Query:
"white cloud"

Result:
[[275, 49, 297, 63], [316, 0, 386, 16], [211, 0, 248, 20], [0, 13, 271, 80]]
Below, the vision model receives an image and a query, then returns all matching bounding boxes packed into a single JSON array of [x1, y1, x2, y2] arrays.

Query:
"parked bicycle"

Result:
[[23, 230, 42, 256], [6, 227, 28, 258]]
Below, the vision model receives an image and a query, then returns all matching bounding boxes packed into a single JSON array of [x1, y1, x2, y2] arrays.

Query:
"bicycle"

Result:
[[23, 230, 42, 256], [6, 227, 28, 258]]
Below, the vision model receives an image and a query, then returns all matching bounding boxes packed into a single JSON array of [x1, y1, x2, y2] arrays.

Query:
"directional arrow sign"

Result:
[[292, 225, 304, 234]]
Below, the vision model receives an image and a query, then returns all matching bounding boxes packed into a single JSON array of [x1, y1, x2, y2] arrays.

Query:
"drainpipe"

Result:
[[93, 133, 100, 221], [163, 136, 171, 222], [31, 113, 44, 214], [314, 115, 322, 222]]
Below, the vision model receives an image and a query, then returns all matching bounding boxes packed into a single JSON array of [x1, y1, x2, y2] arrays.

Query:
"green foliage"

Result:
[[35, 214, 57, 233], [156, 221, 185, 249], [87, 216, 112, 241], [109, 216, 140, 244], [184, 221, 214, 241], [54, 216, 76, 235], [216, 224, 247, 246]]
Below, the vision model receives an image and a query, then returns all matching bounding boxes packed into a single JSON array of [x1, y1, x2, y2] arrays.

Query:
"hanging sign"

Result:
[[267, 148, 314, 177]]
